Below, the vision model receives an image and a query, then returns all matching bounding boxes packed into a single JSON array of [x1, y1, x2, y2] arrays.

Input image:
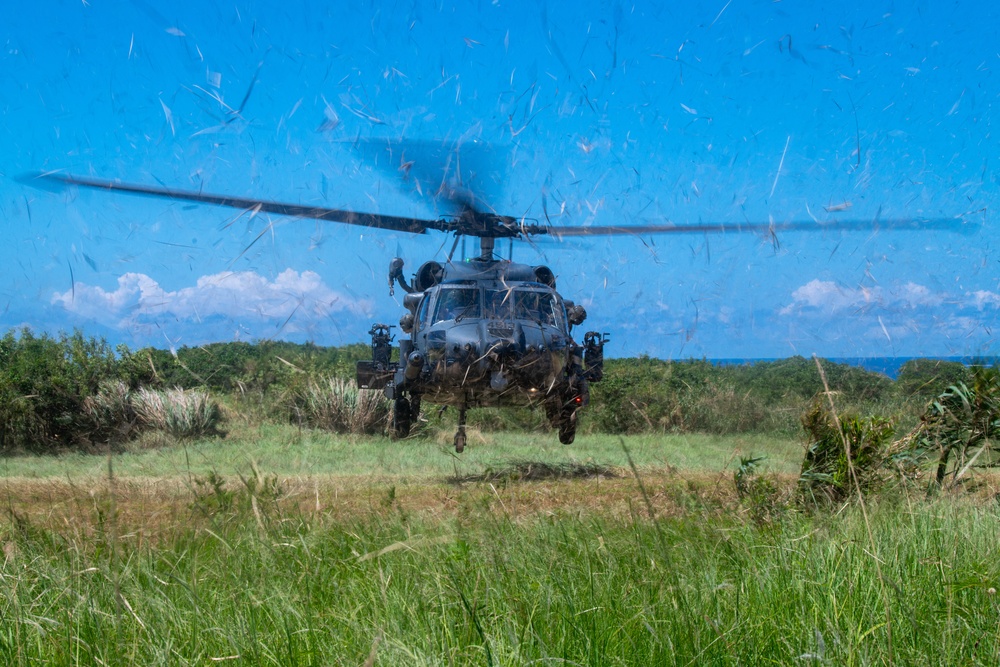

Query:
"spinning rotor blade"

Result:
[[544, 217, 973, 238], [348, 137, 504, 220], [28, 172, 975, 243], [31, 173, 449, 235]]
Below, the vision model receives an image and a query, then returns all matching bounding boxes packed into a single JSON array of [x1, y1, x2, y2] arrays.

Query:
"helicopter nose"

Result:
[[493, 340, 518, 358], [490, 369, 509, 391], [486, 340, 519, 390]]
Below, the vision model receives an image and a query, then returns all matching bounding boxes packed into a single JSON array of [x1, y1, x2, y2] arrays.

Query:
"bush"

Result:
[[80, 380, 138, 446], [147, 341, 372, 392], [734, 456, 783, 524], [132, 387, 223, 439], [896, 359, 972, 400], [585, 356, 897, 436], [1, 326, 981, 450], [0, 329, 123, 452], [587, 357, 705, 434], [287, 377, 389, 435], [799, 398, 896, 503], [732, 356, 894, 403], [0, 329, 378, 452], [680, 384, 778, 434], [901, 366, 1000, 487]]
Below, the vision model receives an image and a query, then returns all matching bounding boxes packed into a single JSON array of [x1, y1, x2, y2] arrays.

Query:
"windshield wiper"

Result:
[[454, 303, 478, 323]]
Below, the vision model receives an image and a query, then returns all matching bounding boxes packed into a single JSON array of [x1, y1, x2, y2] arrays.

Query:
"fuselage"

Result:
[[403, 273, 575, 407]]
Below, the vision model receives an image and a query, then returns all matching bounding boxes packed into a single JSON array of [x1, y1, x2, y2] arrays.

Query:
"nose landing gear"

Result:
[[454, 403, 468, 453], [546, 396, 582, 445], [558, 407, 578, 445]]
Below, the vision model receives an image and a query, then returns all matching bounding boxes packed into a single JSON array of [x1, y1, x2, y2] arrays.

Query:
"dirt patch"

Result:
[[3, 467, 997, 547], [0, 466, 773, 540]]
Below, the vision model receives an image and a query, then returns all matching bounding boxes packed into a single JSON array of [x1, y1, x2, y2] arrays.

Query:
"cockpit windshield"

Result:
[[432, 286, 481, 323], [486, 288, 563, 327]]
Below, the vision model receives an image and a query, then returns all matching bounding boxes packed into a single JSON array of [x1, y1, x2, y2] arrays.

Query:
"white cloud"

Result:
[[52, 269, 373, 335], [779, 279, 872, 315], [970, 290, 1000, 310], [894, 281, 944, 308], [781, 279, 1000, 325]]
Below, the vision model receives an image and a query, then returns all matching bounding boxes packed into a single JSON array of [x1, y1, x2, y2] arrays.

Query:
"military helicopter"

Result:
[[31, 151, 969, 452]]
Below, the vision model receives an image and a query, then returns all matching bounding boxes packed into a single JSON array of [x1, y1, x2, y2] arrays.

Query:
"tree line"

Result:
[[0, 327, 984, 454]]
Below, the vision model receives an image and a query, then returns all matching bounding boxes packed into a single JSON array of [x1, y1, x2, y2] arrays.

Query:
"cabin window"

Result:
[[433, 287, 481, 323]]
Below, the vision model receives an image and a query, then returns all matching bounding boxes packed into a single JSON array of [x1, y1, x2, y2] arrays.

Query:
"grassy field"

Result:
[[2, 426, 999, 665], [0, 423, 805, 480]]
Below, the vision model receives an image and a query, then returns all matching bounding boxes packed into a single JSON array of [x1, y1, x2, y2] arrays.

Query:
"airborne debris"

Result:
[[769, 135, 790, 198], [159, 98, 175, 136], [824, 202, 852, 212]]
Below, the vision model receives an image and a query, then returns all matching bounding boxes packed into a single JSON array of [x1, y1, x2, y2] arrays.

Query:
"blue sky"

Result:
[[1, 0, 996, 359]]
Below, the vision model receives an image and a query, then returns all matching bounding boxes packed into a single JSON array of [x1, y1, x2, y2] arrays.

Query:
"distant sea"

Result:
[[709, 357, 999, 379]]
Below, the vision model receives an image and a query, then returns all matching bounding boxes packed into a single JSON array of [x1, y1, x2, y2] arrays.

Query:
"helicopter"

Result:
[[31, 157, 969, 452]]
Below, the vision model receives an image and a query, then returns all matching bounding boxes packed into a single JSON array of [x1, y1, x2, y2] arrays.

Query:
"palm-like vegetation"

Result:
[[902, 366, 1000, 486]]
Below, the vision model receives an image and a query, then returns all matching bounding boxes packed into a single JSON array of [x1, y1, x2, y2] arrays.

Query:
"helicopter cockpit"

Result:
[[427, 283, 566, 331]]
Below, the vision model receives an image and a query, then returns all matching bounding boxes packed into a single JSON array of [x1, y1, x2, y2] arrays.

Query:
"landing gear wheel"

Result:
[[558, 409, 577, 445], [392, 397, 411, 439], [454, 402, 468, 453]]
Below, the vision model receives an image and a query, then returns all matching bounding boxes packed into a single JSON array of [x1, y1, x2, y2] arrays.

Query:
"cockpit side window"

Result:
[[416, 294, 431, 330], [433, 286, 481, 323]]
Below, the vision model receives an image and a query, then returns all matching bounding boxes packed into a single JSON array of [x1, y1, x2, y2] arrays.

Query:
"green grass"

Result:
[[0, 424, 803, 481], [5, 422, 996, 665], [1, 476, 999, 665]]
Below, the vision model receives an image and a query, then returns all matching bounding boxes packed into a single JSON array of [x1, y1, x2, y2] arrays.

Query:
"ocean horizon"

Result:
[[707, 356, 999, 380]]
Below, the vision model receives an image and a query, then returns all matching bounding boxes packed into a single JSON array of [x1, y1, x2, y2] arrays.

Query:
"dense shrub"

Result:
[[586, 356, 895, 435], [587, 357, 705, 434], [0, 329, 231, 452], [895, 358, 973, 399], [286, 377, 389, 435], [132, 387, 224, 439], [730, 356, 895, 403], [147, 341, 371, 392], [799, 399, 896, 503], [81, 380, 138, 444], [0, 325, 991, 451], [0, 329, 127, 452]]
